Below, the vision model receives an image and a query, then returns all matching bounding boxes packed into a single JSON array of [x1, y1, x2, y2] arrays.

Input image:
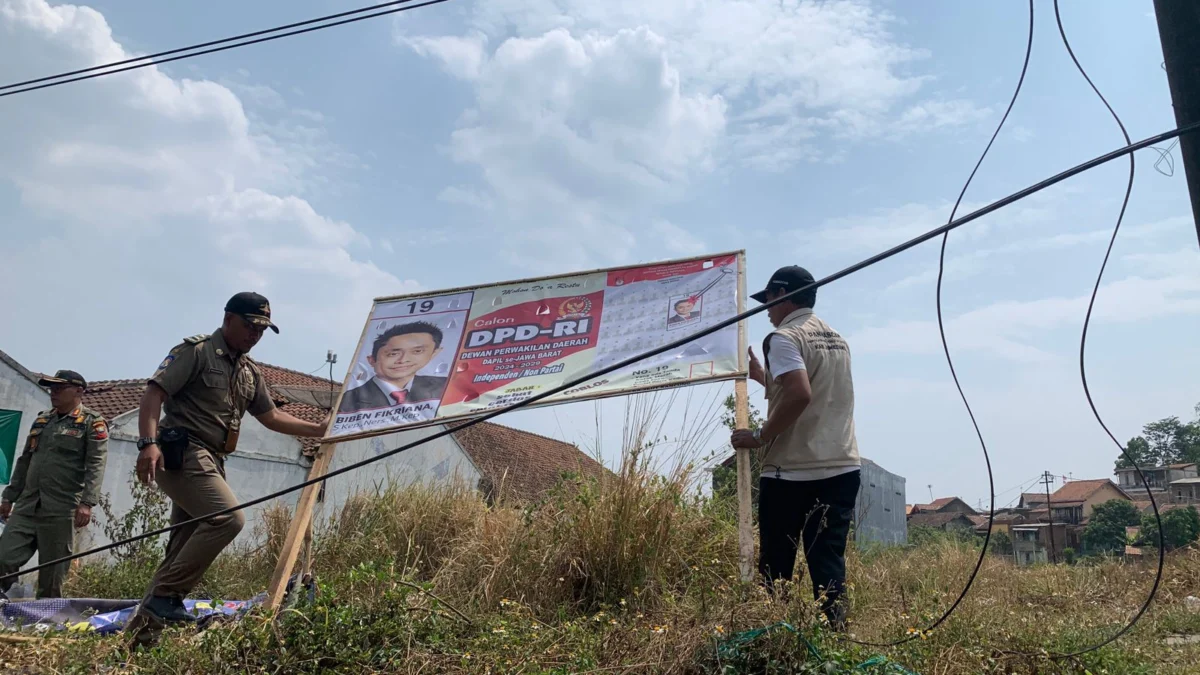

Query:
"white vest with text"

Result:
[[761, 308, 860, 473]]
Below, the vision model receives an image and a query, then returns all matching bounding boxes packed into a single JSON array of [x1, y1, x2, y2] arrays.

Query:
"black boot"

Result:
[[143, 595, 196, 624]]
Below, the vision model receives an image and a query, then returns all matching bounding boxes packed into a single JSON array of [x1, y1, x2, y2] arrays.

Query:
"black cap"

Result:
[[39, 369, 87, 389], [751, 265, 816, 304], [225, 291, 280, 333]]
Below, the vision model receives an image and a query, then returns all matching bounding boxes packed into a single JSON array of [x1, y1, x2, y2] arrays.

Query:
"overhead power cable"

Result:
[[3, 119, 1196, 586], [1051, 0, 1163, 658], [847, 0, 1034, 648], [0, 0, 450, 99]]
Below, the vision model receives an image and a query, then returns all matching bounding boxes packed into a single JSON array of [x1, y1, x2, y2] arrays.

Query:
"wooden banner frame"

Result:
[[267, 250, 752, 607]]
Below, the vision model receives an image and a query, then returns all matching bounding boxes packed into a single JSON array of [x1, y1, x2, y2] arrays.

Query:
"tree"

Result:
[[1082, 499, 1141, 555], [988, 529, 1012, 556], [1140, 506, 1200, 551], [1116, 436, 1155, 470], [1115, 403, 1200, 469]]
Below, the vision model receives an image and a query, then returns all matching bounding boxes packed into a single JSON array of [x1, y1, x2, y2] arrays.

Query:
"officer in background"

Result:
[[129, 292, 326, 628], [0, 370, 108, 599]]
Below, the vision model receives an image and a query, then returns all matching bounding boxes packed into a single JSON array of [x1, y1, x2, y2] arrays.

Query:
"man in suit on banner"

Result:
[[339, 321, 449, 414]]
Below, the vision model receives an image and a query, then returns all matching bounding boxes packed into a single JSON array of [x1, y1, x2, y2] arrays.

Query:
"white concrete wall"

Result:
[[314, 425, 481, 525], [80, 419, 480, 551], [5, 405, 480, 597], [0, 357, 50, 479]]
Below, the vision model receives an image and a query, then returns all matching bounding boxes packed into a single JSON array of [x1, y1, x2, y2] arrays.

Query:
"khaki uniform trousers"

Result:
[[0, 510, 74, 598], [143, 445, 245, 600]]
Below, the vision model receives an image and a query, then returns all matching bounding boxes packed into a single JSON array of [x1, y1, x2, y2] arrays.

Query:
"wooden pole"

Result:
[[266, 444, 335, 608], [734, 253, 754, 582]]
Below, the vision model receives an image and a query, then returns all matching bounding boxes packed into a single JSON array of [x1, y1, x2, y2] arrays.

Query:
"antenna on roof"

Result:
[[927, 484, 934, 501], [326, 350, 337, 365]]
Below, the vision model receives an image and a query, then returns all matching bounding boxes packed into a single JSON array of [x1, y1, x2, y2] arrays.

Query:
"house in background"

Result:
[[0, 349, 51, 485], [0, 347, 611, 596], [1045, 479, 1131, 526], [906, 511, 976, 533], [1018, 493, 1048, 510], [78, 368, 611, 552], [909, 496, 977, 516], [1114, 463, 1198, 503]]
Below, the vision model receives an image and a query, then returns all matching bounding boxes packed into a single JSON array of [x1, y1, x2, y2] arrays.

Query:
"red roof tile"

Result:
[[907, 512, 975, 528], [83, 379, 149, 420], [84, 363, 337, 421], [81, 363, 607, 498], [452, 422, 610, 503], [1048, 479, 1129, 504], [912, 497, 976, 514]]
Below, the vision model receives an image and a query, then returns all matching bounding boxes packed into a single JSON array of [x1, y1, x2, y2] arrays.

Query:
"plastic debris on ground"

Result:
[[0, 594, 265, 635]]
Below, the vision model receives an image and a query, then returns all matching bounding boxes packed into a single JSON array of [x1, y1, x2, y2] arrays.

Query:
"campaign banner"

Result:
[[329, 251, 745, 439]]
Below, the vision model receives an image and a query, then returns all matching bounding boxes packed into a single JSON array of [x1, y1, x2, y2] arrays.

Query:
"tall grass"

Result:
[[15, 391, 1200, 674]]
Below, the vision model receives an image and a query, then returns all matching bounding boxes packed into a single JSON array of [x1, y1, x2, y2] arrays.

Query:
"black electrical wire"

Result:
[[0, 0, 422, 93], [0, 0, 450, 99], [2, 124, 1197, 587], [1049, 0, 1163, 658], [844, 0, 1034, 648]]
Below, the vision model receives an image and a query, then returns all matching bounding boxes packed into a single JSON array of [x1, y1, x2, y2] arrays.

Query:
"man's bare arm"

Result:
[[139, 383, 168, 441], [255, 407, 327, 438], [136, 383, 168, 484]]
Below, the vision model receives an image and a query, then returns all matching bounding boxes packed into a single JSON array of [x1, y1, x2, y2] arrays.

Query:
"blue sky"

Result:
[[1, 0, 1197, 506]]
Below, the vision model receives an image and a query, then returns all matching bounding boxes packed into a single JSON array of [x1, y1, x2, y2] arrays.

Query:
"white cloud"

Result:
[[406, 0, 989, 168], [651, 220, 707, 257], [401, 32, 489, 80], [437, 185, 494, 209], [0, 0, 416, 370], [852, 265, 1200, 362], [413, 26, 725, 271]]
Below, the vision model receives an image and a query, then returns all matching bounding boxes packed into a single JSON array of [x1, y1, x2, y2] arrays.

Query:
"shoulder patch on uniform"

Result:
[[157, 353, 177, 371], [183, 334, 210, 345], [91, 420, 109, 441]]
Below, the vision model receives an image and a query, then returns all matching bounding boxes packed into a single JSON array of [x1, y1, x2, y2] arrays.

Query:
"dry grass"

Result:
[[6, 393, 1200, 673]]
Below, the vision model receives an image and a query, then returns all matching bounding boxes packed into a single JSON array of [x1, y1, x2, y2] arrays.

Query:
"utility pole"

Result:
[[1154, 0, 1200, 247], [1042, 471, 1057, 564]]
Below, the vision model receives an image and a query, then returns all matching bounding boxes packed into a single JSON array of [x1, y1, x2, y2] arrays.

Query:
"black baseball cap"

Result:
[[225, 291, 280, 333], [751, 265, 816, 304], [39, 369, 87, 389]]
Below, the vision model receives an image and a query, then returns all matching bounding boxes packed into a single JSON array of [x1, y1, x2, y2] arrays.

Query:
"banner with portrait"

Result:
[[329, 251, 746, 439]]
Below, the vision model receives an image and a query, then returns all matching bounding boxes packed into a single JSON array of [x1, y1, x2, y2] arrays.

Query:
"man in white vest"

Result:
[[731, 265, 860, 630]]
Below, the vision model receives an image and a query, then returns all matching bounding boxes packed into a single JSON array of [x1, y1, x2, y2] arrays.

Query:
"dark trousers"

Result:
[[758, 471, 860, 623]]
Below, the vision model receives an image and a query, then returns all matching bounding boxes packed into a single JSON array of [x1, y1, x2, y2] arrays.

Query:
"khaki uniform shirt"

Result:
[[150, 329, 275, 455], [1, 405, 109, 516]]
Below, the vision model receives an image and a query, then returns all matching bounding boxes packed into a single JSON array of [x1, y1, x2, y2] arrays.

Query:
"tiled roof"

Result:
[[84, 363, 338, 422], [79, 363, 607, 498], [83, 379, 149, 420], [912, 497, 975, 514], [453, 422, 611, 503], [1020, 493, 1048, 506], [1049, 479, 1128, 504], [907, 512, 974, 528]]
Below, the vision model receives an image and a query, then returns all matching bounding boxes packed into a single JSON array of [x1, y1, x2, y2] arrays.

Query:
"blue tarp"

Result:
[[1, 595, 264, 635]]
